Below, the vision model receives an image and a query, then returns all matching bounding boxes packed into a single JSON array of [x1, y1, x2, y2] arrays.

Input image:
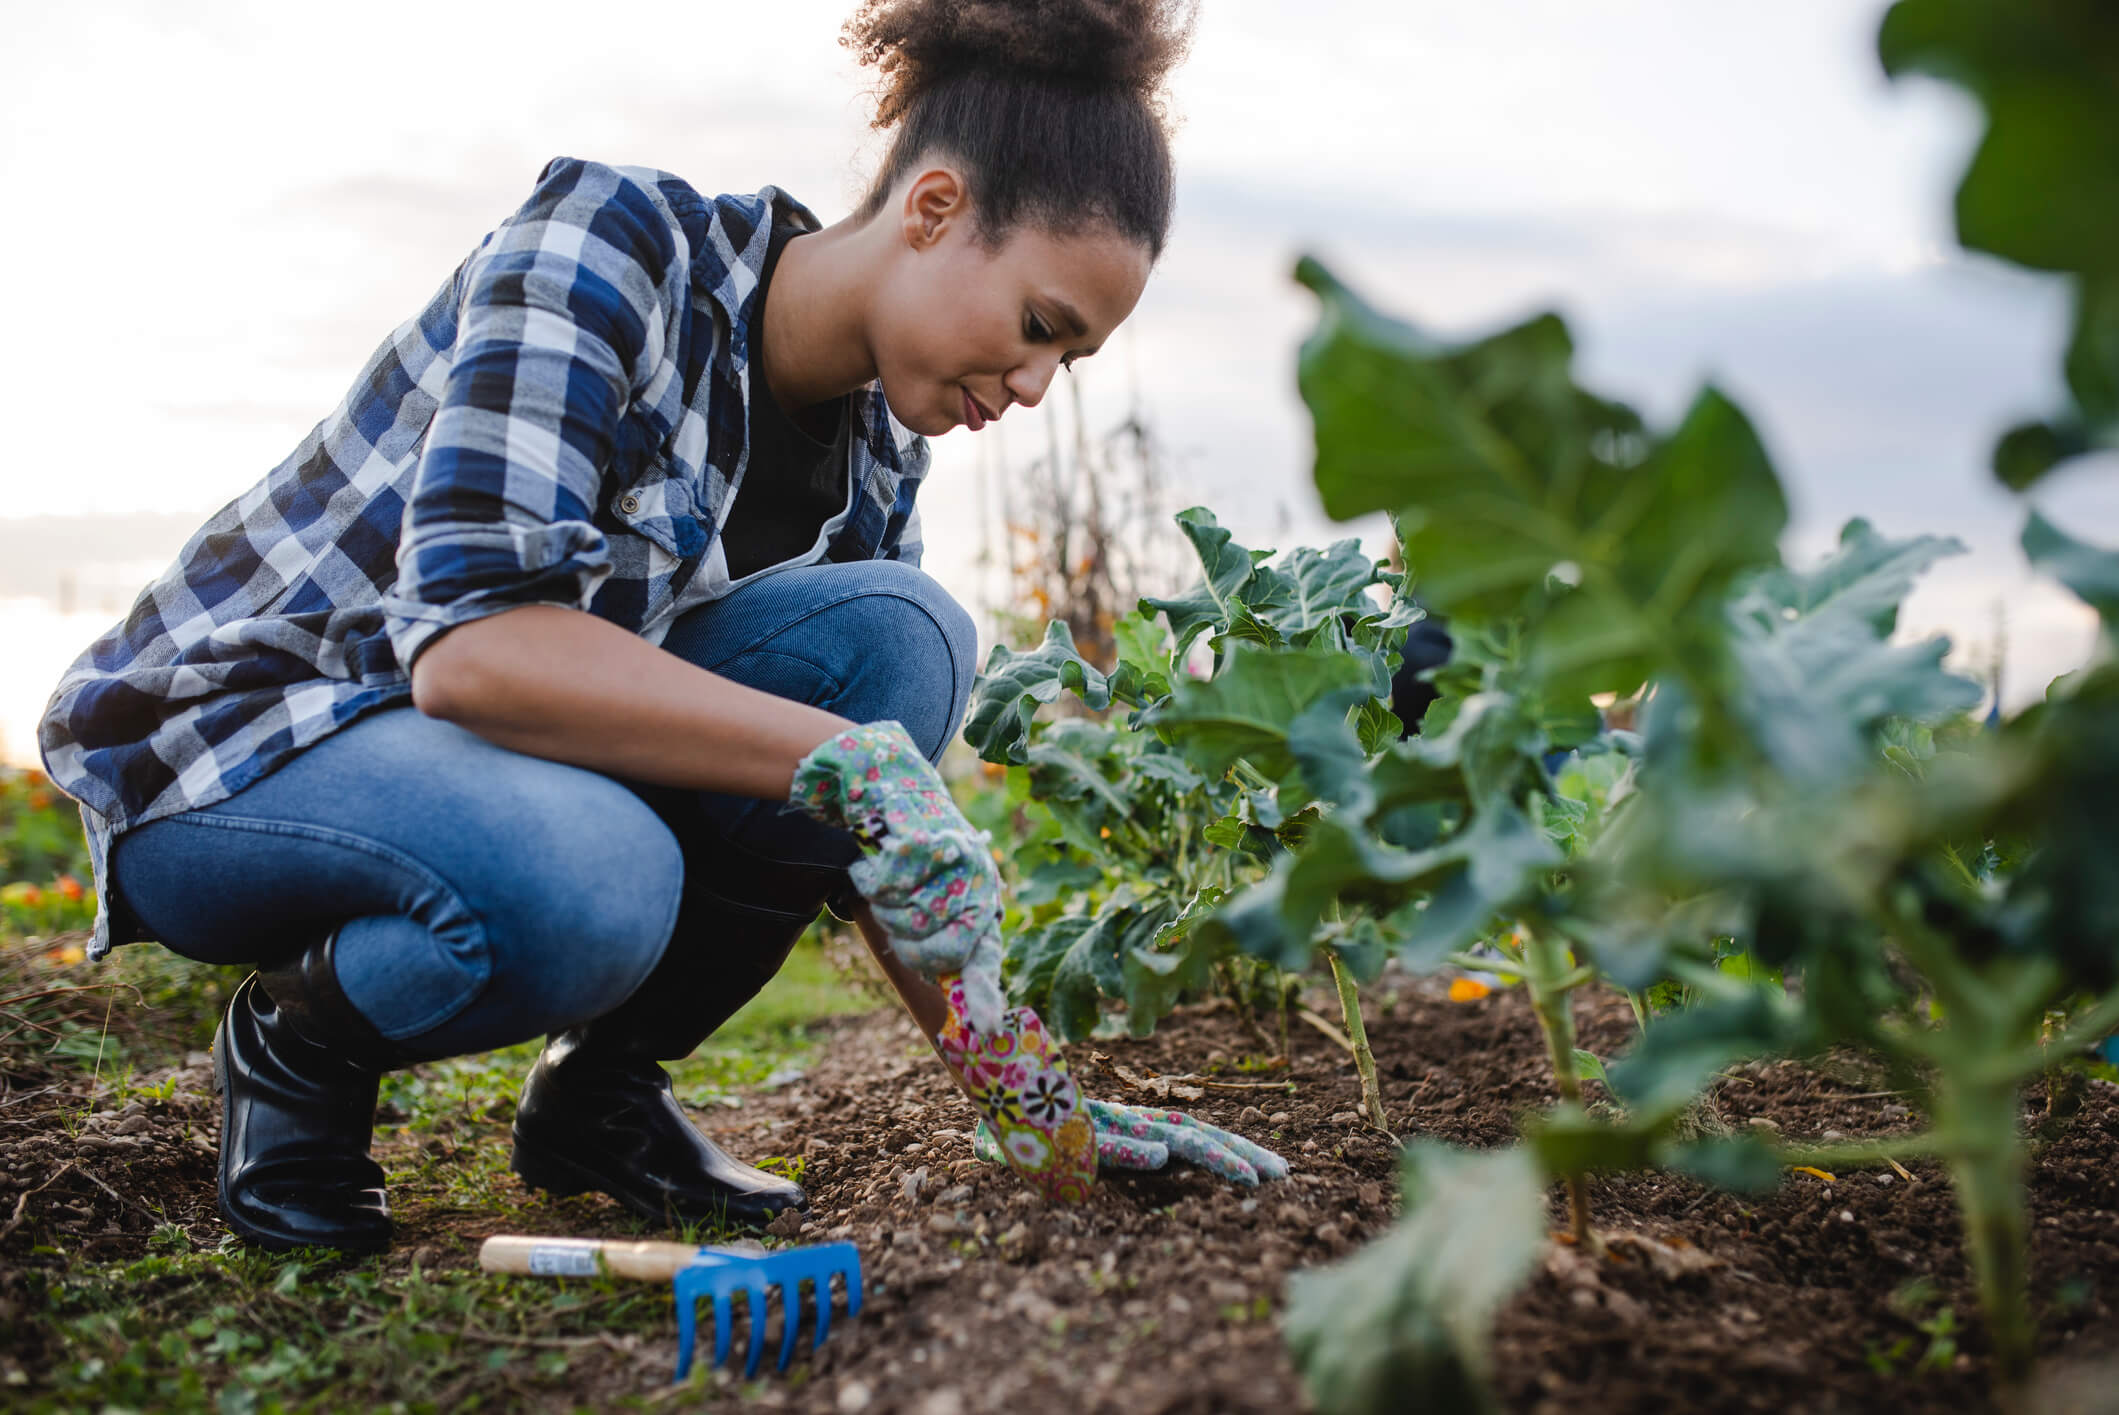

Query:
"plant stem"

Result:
[[1325, 946, 1390, 1134], [1276, 966, 1292, 1065], [1939, 1073, 2034, 1404], [1520, 923, 1595, 1246]]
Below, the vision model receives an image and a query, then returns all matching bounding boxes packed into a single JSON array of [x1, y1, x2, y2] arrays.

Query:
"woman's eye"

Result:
[[1026, 314, 1051, 341]]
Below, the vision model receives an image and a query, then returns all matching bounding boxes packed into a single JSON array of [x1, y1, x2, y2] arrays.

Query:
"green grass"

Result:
[[7, 884, 883, 1412]]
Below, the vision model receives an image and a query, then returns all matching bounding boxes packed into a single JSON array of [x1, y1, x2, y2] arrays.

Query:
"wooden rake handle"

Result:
[[478, 1235, 712, 1283]]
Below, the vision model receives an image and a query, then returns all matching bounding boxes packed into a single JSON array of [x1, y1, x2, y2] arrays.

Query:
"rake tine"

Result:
[[777, 1279, 803, 1372], [812, 1272, 834, 1351], [712, 1288, 735, 1370], [844, 1254, 864, 1320], [673, 1281, 700, 1384], [742, 1282, 767, 1379]]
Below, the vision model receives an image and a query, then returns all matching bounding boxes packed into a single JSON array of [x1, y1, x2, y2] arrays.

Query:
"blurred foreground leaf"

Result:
[[1286, 1142, 1545, 1415]]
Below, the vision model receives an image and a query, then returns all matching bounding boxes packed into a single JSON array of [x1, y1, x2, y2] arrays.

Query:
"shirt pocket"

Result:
[[608, 417, 709, 561]]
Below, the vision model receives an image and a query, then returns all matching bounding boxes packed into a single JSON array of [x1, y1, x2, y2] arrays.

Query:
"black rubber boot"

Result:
[[510, 905, 810, 1228], [212, 928, 430, 1254]]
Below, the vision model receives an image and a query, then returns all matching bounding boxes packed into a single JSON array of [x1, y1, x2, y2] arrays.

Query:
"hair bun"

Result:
[[845, 0, 1195, 128]]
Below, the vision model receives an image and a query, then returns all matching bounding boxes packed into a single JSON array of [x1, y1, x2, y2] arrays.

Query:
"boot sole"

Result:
[[509, 1133, 799, 1230], [211, 1013, 393, 1256]]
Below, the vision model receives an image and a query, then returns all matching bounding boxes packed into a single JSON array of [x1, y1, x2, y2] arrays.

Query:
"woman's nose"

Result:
[[1004, 357, 1061, 411]]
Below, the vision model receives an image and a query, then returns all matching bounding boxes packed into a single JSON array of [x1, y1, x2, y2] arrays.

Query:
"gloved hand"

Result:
[[974, 1099, 1292, 1188], [790, 722, 1006, 1032], [933, 974, 1099, 1202]]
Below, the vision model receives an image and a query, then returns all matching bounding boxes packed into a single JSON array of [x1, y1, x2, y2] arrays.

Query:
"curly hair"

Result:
[[842, 0, 1196, 258]]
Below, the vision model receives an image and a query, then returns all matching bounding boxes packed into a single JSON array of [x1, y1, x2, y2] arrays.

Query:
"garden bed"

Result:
[[5, 957, 2114, 1413]]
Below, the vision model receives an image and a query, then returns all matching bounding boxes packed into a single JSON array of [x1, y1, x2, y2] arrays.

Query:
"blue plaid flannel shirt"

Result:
[[38, 157, 930, 960]]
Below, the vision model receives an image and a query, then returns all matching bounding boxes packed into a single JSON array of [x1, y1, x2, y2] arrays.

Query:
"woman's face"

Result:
[[870, 178, 1153, 438]]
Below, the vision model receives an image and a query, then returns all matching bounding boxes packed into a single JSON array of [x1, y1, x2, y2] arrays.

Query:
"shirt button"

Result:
[[618, 493, 642, 515]]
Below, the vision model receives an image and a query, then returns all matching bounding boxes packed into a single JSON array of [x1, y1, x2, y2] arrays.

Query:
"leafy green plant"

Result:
[[1274, 1, 2119, 1406], [963, 509, 1421, 1122]]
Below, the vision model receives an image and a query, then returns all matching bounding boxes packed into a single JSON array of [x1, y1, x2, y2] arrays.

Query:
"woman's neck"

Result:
[[758, 219, 879, 417]]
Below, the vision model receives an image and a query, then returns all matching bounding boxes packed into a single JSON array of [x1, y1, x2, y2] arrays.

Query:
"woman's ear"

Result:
[[900, 165, 970, 251]]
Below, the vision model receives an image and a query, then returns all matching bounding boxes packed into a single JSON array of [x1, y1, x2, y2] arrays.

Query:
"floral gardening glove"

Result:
[[974, 1099, 1292, 1188], [934, 974, 1099, 1203], [789, 722, 1006, 1032]]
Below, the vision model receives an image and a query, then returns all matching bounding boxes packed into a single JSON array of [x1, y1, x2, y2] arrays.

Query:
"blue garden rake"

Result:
[[479, 1234, 863, 1381]]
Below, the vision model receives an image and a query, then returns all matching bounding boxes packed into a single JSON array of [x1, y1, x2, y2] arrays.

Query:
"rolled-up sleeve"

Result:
[[383, 157, 686, 673]]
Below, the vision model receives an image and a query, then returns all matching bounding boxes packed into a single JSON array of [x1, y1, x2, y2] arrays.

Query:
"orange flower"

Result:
[[20, 768, 47, 789], [27, 790, 52, 811], [980, 761, 1005, 780], [1447, 977, 1491, 1003], [57, 875, 84, 902], [2, 882, 45, 908]]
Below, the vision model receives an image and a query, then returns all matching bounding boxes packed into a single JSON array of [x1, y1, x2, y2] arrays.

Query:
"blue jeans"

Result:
[[107, 560, 978, 1058]]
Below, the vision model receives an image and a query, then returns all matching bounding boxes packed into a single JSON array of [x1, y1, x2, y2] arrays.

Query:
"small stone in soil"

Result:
[[937, 1184, 974, 1204], [1239, 1106, 1267, 1125], [1269, 1112, 1291, 1124], [1746, 1117, 1780, 1132]]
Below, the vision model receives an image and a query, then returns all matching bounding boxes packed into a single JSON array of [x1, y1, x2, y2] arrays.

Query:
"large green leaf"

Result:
[[1606, 991, 1805, 1120], [1003, 887, 1172, 1041], [1879, 0, 2119, 278], [1139, 507, 1274, 661], [1880, 0, 2119, 487], [1285, 1142, 1546, 1415], [963, 621, 1114, 765], [1253, 538, 1388, 640], [1144, 643, 1375, 782], [2024, 511, 2119, 636], [1120, 884, 1229, 1036], [1213, 798, 1559, 975], [1727, 520, 1983, 782], [1742, 518, 1965, 637], [1294, 257, 1787, 700], [1023, 721, 1133, 857]]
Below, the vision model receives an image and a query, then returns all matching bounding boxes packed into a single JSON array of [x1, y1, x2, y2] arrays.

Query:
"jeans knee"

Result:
[[511, 796, 684, 1018], [837, 565, 979, 761]]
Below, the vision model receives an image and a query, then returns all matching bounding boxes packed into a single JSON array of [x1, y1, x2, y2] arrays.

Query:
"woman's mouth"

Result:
[[961, 386, 992, 431]]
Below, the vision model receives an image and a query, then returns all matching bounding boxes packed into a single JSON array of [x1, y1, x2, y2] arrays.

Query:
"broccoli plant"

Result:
[[1283, 0, 2119, 1403], [961, 509, 1420, 1124]]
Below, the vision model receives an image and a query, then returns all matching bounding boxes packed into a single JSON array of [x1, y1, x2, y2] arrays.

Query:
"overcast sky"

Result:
[[3, 0, 2115, 766]]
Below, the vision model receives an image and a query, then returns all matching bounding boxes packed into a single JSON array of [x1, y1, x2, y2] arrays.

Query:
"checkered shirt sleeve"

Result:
[[379, 157, 690, 673]]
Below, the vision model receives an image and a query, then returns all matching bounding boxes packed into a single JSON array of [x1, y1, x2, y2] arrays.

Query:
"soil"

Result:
[[4, 976, 2117, 1413]]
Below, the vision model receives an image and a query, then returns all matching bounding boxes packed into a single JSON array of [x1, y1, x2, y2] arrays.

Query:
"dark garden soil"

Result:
[[4, 975, 2116, 1413]]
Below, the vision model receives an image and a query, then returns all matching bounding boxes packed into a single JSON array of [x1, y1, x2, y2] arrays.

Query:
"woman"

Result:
[[38, 0, 1270, 1255]]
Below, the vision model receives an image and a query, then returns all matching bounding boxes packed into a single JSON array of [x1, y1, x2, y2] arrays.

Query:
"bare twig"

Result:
[[1295, 1007, 1354, 1055], [0, 1162, 77, 1241], [70, 1162, 164, 1224]]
